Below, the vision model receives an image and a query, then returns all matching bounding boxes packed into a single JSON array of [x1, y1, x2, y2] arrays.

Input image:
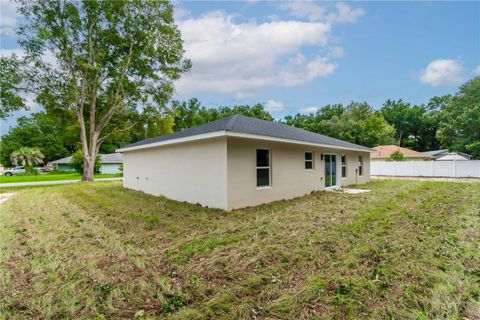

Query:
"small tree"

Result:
[[389, 150, 405, 161], [10, 147, 45, 173], [70, 150, 100, 174]]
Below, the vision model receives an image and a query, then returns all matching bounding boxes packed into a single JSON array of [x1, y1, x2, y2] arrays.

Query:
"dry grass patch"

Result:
[[1, 180, 479, 319]]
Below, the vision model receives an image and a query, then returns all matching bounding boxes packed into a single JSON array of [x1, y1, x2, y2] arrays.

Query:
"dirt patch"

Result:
[[0, 192, 16, 204]]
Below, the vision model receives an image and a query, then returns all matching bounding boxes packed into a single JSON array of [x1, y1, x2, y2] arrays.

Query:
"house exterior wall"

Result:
[[100, 163, 122, 174], [122, 137, 228, 209], [56, 163, 76, 171], [226, 137, 370, 210]]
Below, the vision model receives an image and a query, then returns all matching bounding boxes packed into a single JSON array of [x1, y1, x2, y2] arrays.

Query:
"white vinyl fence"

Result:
[[371, 161, 480, 178]]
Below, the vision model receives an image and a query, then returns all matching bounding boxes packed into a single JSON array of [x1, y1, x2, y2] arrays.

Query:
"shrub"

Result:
[[70, 150, 101, 174]]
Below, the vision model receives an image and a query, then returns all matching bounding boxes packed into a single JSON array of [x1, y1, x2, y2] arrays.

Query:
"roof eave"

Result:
[[117, 130, 373, 153]]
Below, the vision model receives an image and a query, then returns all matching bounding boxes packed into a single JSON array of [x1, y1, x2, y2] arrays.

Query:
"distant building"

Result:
[[422, 149, 472, 161], [371, 145, 434, 161], [51, 153, 123, 173]]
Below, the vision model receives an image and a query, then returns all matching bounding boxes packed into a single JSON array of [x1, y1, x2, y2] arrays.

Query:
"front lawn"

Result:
[[0, 173, 122, 183], [1, 180, 479, 319]]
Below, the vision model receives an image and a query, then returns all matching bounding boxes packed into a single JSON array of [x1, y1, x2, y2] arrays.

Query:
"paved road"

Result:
[[0, 177, 123, 188]]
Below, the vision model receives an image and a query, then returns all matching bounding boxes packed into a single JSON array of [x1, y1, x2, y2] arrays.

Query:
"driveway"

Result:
[[0, 177, 123, 188]]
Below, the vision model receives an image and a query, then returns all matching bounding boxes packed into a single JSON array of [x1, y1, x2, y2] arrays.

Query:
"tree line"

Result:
[[1, 76, 479, 167], [0, 0, 478, 180]]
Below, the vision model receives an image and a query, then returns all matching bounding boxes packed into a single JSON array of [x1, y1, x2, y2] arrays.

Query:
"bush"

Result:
[[388, 150, 405, 161], [70, 150, 101, 174]]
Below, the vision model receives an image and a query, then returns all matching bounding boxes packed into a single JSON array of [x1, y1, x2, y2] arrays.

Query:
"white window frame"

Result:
[[256, 148, 271, 188], [358, 156, 364, 176], [305, 151, 314, 170], [341, 155, 347, 178]]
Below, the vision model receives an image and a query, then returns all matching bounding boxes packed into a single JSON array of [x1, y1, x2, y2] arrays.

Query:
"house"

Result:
[[435, 153, 472, 161], [371, 145, 434, 161], [50, 153, 123, 173], [422, 149, 472, 161], [117, 115, 373, 210]]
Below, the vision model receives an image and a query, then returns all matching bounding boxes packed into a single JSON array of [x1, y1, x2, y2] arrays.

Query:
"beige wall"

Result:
[[122, 136, 370, 210], [226, 137, 370, 210], [123, 137, 228, 209]]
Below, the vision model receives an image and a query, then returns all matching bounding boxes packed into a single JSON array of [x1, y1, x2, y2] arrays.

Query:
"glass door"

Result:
[[325, 154, 337, 188]]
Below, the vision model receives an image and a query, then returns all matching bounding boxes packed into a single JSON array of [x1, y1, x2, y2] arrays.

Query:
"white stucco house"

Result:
[[117, 115, 373, 210], [50, 153, 123, 174]]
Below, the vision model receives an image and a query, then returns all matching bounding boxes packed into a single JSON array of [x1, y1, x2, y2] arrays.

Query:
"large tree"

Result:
[[168, 98, 274, 131], [380, 99, 443, 151], [6, 0, 190, 180], [284, 102, 395, 147], [437, 77, 480, 158]]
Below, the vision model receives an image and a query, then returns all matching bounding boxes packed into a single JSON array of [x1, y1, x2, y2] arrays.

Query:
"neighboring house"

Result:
[[117, 115, 373, 211], [422, 149, 472, 161], [371, 145, 434, 161], [50, 153, 123, 173], [435, 153, 472, 161]]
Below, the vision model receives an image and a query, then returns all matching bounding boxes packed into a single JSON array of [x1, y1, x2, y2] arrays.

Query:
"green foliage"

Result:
[[4, 0, 190, 180], [70, 150, 100, 174], [0, 57, 28, 119], [437, 77, 480, 158], [389, 150, 405, 161], [380, 99, 442, 151], [10, 147, 45, 174], [0, 112, 74, 166], [161, 294, 185, 315], [168, 98, 274, 131], [284, 102, 396, 147]]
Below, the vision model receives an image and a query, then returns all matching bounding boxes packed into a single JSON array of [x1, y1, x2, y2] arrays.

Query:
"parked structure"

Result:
[[117, 115, 373, 210], [371, 145, 434, 161], [422, 149, 472, 161], [50, 153, 123, 174]]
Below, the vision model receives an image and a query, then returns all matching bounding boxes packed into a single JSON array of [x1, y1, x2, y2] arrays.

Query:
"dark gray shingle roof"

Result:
[[120, 115, 374, 152]]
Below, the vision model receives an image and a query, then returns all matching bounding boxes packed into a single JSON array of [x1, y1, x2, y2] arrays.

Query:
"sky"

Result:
[[1, 0, 479, 134]]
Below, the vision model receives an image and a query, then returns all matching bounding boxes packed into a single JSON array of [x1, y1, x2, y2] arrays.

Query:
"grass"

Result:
[[0, 180, 479, 319], [0, 173, 122, 184]]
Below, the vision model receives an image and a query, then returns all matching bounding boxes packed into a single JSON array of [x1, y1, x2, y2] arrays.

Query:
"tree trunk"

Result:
[[82, 155, 95, 182]]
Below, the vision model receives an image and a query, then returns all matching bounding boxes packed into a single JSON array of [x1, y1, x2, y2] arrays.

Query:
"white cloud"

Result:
[[327, 3, 365, 23], [279, 1, 364, 23], [474, 65, 480, 76], [0, 0, 19, 36], [279, 1, 326, 22], [300, 106, 319, 113], [264, 99, 285, 112], [175, 10, 340, 98], [419, 59, 464, 86]]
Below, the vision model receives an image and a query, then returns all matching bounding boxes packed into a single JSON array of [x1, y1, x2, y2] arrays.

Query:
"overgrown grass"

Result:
[[0, 173, 122, 183], [0, 180, 479, 319]]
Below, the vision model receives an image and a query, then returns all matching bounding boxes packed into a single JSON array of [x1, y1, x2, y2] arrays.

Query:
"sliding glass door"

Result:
[[324, 154, 337, 188]]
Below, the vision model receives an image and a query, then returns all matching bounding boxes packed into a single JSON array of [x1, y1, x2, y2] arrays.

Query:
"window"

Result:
[[305, 152, 314, 170], [256, 149, 270, 187], [341, 155, 347, 178], [358, 156, 363, 176]]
